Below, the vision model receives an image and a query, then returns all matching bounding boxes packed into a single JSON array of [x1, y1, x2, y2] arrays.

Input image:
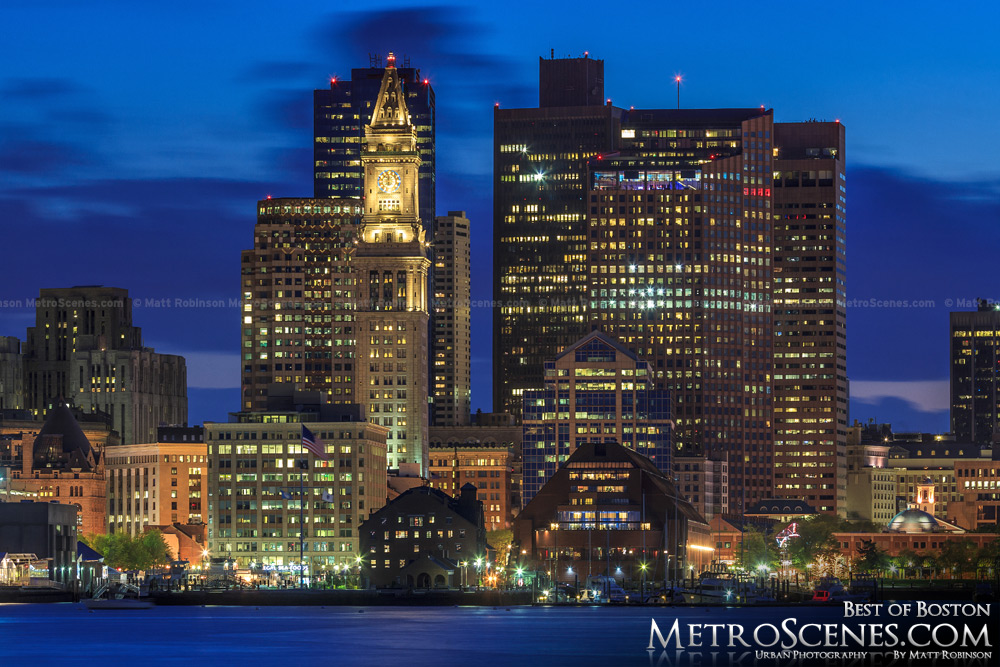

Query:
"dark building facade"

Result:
[[0, 501, 78, 584], [314, 58, 435, 232], [359, 483, 485, 588], [21, 286, 187, 445], [513, 441, 711, 586], [493, 59, 621, 415], [951, 301, 1000, 444]]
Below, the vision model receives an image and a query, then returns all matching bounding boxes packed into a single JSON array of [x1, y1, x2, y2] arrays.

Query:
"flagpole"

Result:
[[300, 455, 305, 590]]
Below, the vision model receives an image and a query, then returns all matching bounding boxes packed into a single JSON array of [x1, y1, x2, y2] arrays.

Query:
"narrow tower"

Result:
[[354, 53, 431, 474]]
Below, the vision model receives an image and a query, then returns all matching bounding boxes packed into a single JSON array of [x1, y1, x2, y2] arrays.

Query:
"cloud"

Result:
[[850, 379, 949, 413], [1, 77, 89, 100], [0, 135, 96, 174]]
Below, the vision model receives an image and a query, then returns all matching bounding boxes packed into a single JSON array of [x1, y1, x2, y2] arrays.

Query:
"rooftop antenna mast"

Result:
[[369, 52, 382, 67]]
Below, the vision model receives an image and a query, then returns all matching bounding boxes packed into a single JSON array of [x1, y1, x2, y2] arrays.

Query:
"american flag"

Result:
[[301, 425, 329, 460]]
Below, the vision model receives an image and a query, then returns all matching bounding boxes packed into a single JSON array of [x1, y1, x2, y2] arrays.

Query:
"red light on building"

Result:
[[423, 79, 429, 85]]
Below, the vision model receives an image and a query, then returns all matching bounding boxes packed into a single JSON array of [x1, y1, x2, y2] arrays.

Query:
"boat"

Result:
[[680, 573, 772, 604], [811, 576, 869, 603]]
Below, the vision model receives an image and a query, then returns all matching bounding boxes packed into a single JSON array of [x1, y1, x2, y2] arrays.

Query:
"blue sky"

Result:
[[2, 1, 998, 432]]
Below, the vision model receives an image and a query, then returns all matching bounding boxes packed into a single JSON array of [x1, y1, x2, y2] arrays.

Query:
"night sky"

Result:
[[2, 1, 998, 433]]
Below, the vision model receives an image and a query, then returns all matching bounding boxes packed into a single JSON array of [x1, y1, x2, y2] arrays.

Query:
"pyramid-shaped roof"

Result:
[[369, 53, 411, 128], [554, 329, 641, 363], [32, 401, 96, 471]]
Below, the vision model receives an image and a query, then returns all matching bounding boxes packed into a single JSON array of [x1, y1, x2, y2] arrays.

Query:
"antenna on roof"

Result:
[[403, 54, 410, 68], [369, 52, 382, 68], [550, 48, 554, 59]]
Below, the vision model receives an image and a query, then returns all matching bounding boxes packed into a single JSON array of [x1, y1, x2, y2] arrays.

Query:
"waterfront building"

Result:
[[359, 483, 486, 589], [428, 442, 513, 531], [513, 441, 712, 586], [431, 211, 471, 427], [206, 389, 387, 583], [353, 55, 432, 474], [105, 425, 207, 535], [5, 402, 107, 535], [241, 198, 362, 411], [521, 330, 671, 505], [0, 501, 78, 585], [21, 286, 187, 445], [951, 300, 1000, 444]]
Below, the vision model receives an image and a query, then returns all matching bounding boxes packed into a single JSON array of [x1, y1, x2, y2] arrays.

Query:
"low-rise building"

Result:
[[359, 483, 486, 588], [206, 390, 387, 584], [429, 443, 513, 531], [0, 501, 78, 584], [106, 426, 208, 535], [6, 402, 107, 535], [513, 441, 711, 586]]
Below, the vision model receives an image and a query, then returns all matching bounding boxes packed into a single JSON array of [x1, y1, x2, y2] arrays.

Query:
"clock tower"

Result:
[[355, 52, 431, 474]]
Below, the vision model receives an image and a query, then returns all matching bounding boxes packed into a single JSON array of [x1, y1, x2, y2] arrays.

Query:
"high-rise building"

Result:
[[586, 109, 775, 513], [354, 55, 432, 474], [21, 286, 187, 445], [105, 425, 207, 535], [0, 337, 23, 411], [521, 330, 672, 504], [494, 55, 848, 515], [431, 211, 471, 426], [206, 390, 388, 580], [493, 55, 621, 415], [241, 198, 362, 411], [314, 58, 435, 231], [771, 121, 848, 514], [951, 300, 1000, 444]]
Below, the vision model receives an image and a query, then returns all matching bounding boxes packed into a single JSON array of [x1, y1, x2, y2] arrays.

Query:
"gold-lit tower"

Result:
[[355, 53, 431, 473]]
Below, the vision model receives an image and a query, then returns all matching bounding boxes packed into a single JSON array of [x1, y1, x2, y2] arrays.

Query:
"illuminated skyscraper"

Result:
[[771, 121, 848, 514], [431, 211, 471, 426], [354, 54, 432, 474], [951, 300, 1000, 445], [493, 54, 621, 417], [586, 109, 775, 513], [240, 198, 362, 411]]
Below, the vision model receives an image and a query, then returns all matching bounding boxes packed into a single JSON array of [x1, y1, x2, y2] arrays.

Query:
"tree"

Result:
[[81, 530, 173, 571], [487, 529, 513, 571], [786, 515, 840, 570], [938, 540, 978, 578], [855, 539, 890, 574], [735, 526, 779, 572]]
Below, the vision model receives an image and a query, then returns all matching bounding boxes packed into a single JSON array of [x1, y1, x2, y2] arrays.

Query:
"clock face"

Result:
[[377, 169, 401, 194]]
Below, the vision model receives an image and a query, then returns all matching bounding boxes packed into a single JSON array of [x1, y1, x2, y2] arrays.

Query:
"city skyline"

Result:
[[2, 2, 999, 432]]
